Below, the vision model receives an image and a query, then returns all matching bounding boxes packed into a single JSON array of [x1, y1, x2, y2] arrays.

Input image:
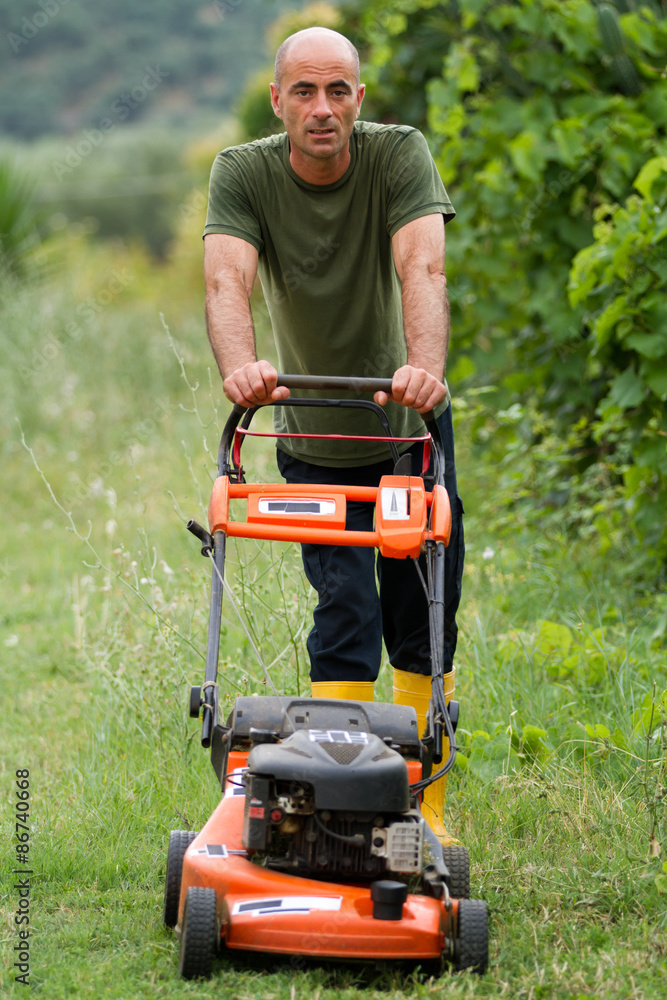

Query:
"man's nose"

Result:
[[312, 90, 332, 117]]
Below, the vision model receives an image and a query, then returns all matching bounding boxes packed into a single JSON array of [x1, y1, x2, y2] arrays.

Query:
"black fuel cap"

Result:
[[370, 880, 408, 921]]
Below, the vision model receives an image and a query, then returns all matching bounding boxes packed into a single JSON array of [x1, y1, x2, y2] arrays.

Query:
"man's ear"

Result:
[[269, 82, 283, 119]]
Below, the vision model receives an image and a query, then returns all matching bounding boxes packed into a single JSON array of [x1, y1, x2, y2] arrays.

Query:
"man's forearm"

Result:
[[401, 265, 449, 379], [205, 277, 257, 381]]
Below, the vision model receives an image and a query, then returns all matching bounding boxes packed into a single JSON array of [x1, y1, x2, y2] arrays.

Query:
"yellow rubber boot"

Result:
[[311, 680, 375, 701], [392, 667, 458, 845]]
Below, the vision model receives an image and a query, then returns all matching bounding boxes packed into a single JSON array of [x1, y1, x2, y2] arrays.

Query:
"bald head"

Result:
[[274, 27, 360, 92]]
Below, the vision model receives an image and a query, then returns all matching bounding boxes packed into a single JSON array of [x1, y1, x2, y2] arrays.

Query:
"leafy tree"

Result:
[[325, 0, 666, 562]]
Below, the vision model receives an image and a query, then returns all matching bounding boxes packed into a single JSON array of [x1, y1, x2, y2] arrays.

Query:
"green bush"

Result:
[[568, 156, 667, 556], [330, 0, 667, 564]]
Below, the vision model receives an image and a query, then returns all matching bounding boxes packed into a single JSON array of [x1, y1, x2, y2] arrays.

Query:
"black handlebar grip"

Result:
[[276, 374, 394, 394]]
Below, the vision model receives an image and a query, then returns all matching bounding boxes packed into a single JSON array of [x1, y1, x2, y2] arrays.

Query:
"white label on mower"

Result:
[[308, 730, 369, 745], [224, 767, 248, 797], [381, 488, 409, 520], [258, 498, 337, 516], [196, 844, 229, 858], [232, 896, 342, 917]]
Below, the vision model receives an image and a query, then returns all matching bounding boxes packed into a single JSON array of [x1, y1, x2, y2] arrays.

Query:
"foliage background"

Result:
[[341, 0, 667, 566]]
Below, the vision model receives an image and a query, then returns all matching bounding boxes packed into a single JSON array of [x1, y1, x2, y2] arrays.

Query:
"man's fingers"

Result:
[[223, 361, 286, 406], [224, 370, 259, 406], [391, 365, 447, 413], [391, 368, 423, 407]]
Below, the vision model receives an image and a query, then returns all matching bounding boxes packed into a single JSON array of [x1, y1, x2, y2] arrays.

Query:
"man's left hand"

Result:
[[374, 365, 447, 414]]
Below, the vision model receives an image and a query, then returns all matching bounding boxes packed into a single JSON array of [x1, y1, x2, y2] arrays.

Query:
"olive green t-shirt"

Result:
[[204, 121, 455, 466]]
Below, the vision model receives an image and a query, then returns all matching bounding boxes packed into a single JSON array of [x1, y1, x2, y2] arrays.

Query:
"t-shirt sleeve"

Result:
[[385, 129, 455, 238], [203, 150, 263, 251]]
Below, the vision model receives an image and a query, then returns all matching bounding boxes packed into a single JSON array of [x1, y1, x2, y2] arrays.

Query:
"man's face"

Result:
[[270, 36, 364, 166]]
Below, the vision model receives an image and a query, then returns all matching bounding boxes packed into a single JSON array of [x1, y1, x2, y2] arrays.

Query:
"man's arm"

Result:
[[375, 213, 449, 414], [204, 233, 289, 406]]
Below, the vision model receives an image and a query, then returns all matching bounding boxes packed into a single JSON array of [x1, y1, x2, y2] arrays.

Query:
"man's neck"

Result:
[[289, 143, 351, 186]]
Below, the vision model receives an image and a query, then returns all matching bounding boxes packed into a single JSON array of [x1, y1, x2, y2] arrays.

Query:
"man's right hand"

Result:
[[223, 360, 291, 407]]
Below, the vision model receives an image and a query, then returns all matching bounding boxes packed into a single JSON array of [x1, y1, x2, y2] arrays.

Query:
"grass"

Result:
[[1, 229, 666, 999]]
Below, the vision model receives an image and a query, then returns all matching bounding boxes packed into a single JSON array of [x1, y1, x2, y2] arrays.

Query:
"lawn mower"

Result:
[[165, 375, 488, 979]]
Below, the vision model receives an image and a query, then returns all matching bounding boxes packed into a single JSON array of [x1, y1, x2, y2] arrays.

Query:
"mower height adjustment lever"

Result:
[[189, 686, 202, 719], [187, 519, 214, 557]]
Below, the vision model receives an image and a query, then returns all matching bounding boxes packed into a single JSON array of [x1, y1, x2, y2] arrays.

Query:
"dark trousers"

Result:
[[276, 405, 464, 683]]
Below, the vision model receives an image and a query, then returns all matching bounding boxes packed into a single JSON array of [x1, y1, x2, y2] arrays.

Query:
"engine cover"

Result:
[[242, 728, 423, 877], [247, 729, 410, 814]]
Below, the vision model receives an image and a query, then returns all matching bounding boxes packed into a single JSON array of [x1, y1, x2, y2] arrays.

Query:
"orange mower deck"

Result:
[[177, 753, 455, 962]]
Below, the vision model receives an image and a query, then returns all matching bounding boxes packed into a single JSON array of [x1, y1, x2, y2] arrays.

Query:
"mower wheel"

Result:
[[178, 886, 218, 980], [163, 830, 198, 928], [442, 845, 470, 898], [453, 899, 488, 974]]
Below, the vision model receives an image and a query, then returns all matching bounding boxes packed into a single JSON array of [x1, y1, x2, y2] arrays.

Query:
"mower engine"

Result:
[[242, 728, 423, 879]]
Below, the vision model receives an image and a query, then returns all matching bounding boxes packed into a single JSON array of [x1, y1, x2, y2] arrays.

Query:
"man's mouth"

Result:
[[308, 128, 336, 136]]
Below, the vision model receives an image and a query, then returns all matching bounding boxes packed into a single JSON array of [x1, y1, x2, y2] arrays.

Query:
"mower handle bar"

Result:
[[219, 374, 445, 478], [276, 374, 393, 394], [200, 374, 447, 748]]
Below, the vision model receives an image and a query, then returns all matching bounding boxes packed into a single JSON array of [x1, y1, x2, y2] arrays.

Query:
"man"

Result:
[[203, 27, 463, 842]]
